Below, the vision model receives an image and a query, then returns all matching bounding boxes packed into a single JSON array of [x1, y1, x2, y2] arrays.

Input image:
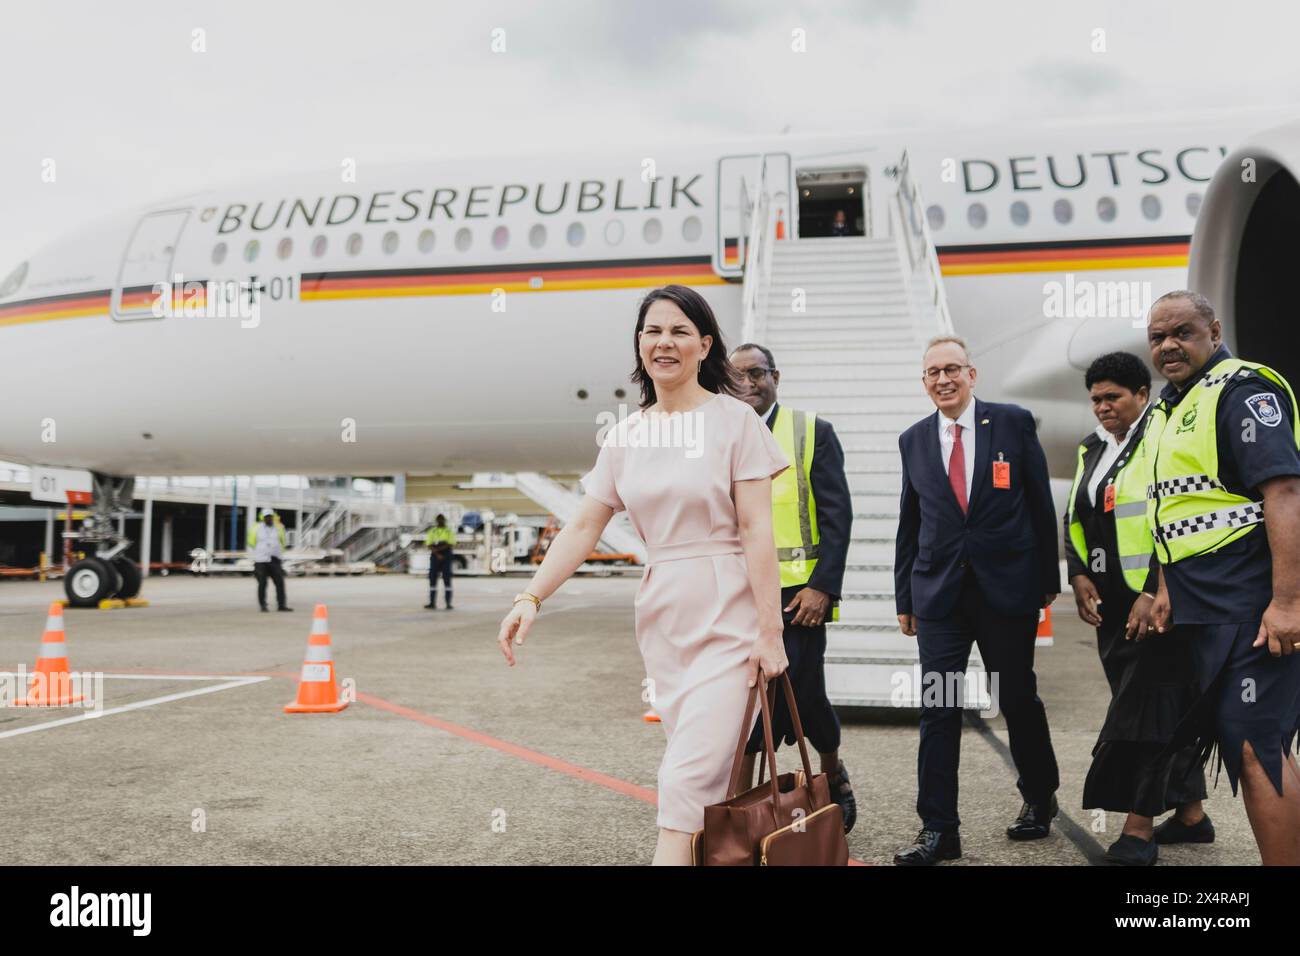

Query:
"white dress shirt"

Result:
[[1085, 422, 1137, 504], [938, 400, 976, 501]]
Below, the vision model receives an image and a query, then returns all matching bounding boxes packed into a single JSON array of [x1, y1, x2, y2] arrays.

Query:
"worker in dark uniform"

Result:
[[424, 514, 456, 610], [730, 343, 856, 832], [1064, 351, 1208, 866], [1140, 291, 1300, 865]]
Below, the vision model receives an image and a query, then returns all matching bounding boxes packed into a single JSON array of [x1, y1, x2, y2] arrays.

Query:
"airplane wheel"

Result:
[[65, 557, 120, 608], [112, 557, 142, 599]]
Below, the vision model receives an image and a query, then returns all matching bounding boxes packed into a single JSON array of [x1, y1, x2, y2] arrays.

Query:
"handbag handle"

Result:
[[725, 670, 816, 801]]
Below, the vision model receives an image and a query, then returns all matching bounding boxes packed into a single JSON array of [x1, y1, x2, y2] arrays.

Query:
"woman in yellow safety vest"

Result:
[[1064, 352, 1207, 866]]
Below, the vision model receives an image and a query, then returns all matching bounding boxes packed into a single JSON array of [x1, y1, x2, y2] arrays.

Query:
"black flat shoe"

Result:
[[277, 606, 294, 612], [1104, 834, 1158, 866], [1007, 795, 1058, 840], [1153, 813, 1215, 845], [424, 603, 437, 609], [827, 760, 857, 834], [894, 828, 961, 866], [259, 606, 269, 612]]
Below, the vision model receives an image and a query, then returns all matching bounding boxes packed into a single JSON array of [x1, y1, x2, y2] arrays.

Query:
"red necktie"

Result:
[[948, 423, 968, 514]]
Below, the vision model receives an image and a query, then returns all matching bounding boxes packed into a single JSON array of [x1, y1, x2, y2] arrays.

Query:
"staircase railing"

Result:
[[740, 157, 778, 345], [885, 149, 954, 335]]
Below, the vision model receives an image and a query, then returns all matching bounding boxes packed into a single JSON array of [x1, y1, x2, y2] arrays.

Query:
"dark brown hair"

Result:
[[631, 285, 744, 409]]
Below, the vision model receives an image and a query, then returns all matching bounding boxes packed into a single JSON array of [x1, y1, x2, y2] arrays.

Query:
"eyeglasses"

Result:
[[741, 367, 774, 383], [922, 364, 971, 383]]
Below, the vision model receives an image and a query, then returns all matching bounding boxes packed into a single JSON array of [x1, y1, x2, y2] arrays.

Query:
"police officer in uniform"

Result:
[[1139, 291, 1300, 865], [1064, 351, 1208, 865], [730, 343, 857, 831], [425, 514, 456, 610]]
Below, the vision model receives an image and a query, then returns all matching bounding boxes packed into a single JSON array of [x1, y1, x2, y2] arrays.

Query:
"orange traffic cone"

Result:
[[775, 209, 786, 240], [12, 602, 84, 707], [643, 707, 661, 723], [284, 604, 348, 714], [1036, 606, 1054, 647]]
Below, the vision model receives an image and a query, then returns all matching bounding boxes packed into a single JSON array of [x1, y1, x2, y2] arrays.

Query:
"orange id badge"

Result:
[[1104, 483, 1116, 512], [992, 457, 1010, 489]]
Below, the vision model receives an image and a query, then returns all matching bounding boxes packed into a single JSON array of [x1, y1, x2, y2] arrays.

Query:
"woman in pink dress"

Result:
[[496, 284, 791, 865]]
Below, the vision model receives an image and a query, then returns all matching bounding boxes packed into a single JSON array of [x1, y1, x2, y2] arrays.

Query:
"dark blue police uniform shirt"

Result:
[[1158, 346, 1300, 624]]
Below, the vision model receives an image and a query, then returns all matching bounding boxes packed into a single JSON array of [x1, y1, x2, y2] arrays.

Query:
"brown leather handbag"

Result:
[[691, 672, 849, 866]]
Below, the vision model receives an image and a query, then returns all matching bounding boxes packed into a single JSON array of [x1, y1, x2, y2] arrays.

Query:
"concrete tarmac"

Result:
[[0, 574, 1262, 865]]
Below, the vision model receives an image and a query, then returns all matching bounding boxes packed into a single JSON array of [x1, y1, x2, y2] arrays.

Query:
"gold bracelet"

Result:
[[513, 591, 542, 611]]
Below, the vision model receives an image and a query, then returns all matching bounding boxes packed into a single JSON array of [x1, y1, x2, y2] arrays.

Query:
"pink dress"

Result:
[[580, 391, 791, 832]]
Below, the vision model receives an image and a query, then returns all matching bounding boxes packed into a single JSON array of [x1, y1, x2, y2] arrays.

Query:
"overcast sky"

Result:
[[3, 0, 1299, 272]]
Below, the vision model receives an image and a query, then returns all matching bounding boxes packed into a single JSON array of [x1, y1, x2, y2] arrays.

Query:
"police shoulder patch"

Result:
[[1245, 392, 1283, 427]]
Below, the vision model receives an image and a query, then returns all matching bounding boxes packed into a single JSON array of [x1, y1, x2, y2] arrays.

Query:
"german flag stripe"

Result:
[[937, 235, 1191, 276]]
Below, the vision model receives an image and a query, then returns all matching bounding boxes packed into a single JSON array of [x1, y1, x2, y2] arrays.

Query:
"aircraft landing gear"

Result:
[[61, 473, 143, 608]]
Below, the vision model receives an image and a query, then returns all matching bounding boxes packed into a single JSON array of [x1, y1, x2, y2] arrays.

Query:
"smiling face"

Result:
[[1147, 298, 1221, 386], [637, 299, 712, 393], [729, 346, 779, 413], [922, 340, 976, 417], [1089, 379, 1148, 437]]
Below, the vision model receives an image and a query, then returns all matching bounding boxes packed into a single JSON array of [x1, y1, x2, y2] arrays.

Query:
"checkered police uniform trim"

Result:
[[1146, 474, 1223, 499], [1157, 501, 1264, 540]]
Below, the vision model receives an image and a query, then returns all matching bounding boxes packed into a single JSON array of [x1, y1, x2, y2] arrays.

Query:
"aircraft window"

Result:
[[418, 229, 435, 253], [1141, 195, 1161, 220], [1053, 199, 1073, 224], [643, 218, 663, 243], [604, 220, 624, 245], [212, 242, 227, 265], [682, 216, 702, 241], [528, 224, 546, 248], [455, 227, 472, 252], [383, 231, 399, 254], [312, 235, 328, 257], [966, 202, 987, 229], [1186, 192, 1202, 217], [1097, 196, 1117, 222], [1010, 201, 1030, 226], [244, 239, 260, 262], [925, 205, 944, 231], [567, 222, 586, 246], [347, 233, 363, 256], [492, 225, 509, 250], [277, 237, 293, 260]]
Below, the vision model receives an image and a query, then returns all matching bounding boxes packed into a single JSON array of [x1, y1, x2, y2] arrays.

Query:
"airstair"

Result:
[[515, 471, 646, 562], [740, 152, 988, 708]]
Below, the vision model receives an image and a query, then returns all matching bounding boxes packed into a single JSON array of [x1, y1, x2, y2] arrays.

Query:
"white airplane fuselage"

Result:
[[0, 116, 1286, 479]]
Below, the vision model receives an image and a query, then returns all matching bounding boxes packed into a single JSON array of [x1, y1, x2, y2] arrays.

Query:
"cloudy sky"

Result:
[[3, 0, 1299, 271]]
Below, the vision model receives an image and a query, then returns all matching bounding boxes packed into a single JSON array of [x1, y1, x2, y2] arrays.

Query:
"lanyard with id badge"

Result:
[[993, 451, 1010, 489]]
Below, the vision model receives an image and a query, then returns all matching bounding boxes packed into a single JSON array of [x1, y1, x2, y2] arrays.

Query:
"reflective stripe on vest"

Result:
[[770, 407, 837, 621], [1146, 358, 1300, 564], [1066, 407, 1155, 593]]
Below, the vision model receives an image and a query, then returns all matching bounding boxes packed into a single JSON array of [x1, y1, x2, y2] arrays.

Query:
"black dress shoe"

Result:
[[1006, 795, 1058, 840], [277, 605, 294, 612], [827, 760, 857, 834], [260, 605, 269, 612], [1153, 813, 1215, 845], [1104, 834, 1158, 866], [894, 828, 961, 866], [424, 603, 437, 609]]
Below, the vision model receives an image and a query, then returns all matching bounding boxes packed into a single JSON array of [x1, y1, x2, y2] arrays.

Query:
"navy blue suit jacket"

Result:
[[894, 398, 1061, 619]]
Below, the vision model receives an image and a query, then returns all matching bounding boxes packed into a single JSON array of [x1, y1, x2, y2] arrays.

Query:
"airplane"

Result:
[[3, 109, 1298, 612]]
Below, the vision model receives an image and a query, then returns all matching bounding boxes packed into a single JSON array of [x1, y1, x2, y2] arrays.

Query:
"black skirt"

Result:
[[1082, 585, 1208, 816]]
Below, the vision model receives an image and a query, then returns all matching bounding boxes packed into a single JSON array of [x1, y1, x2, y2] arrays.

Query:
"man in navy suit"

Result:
[[893, 335, 1062, 865]]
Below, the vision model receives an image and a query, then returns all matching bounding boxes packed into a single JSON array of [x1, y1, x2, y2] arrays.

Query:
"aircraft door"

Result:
[[714, 153, 793, 279], [112, 208, 191, 321]]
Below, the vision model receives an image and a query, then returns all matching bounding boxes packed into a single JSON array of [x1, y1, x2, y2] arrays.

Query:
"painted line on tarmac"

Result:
[[0, 676, 268, 739], [357, 690, 869, 865], [965, 712, 1106, 864]]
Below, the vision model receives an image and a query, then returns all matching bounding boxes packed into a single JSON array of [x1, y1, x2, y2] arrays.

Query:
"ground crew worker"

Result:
[[1064, 351, 1208, 866], [248, 509, 292, 612], [730, 343, 857, 832], [1138, 290, 1300, 865], [425, 514, 456, 610]]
